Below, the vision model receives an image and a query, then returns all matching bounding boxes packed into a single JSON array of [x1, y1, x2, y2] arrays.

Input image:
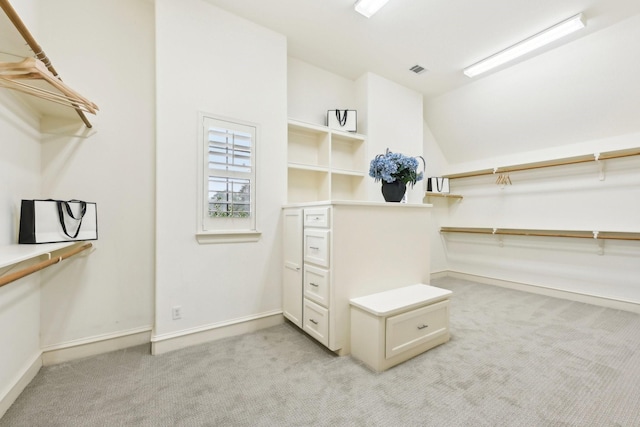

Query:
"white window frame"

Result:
[[196, 112, 261, 244]]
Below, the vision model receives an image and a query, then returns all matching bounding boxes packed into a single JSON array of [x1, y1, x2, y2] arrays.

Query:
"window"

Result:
[[197, 114, 259, 243]]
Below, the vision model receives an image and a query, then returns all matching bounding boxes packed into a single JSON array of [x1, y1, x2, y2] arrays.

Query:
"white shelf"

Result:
[[331, 168, 366, 177], [0, 242, 77, 269], [287, 162, 330, 173], [287, 119, 368, 202], [444, 147, 640, 180]]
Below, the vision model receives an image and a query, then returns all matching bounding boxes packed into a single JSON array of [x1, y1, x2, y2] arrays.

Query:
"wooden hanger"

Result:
[[0, 0, 96, 126], [0, 57, 98, 114]]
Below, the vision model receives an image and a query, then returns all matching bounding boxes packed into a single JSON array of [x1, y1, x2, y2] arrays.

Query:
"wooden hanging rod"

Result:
[[0, 242, 92, 288], [444, 147, 640, 180], [0, 0, 94, 127], [440, 227, 640, 241]]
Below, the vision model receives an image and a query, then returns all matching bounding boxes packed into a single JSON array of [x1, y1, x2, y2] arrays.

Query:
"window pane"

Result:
[[208, 177, 251, 218]]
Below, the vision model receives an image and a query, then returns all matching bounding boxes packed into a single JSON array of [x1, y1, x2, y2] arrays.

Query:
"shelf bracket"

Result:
[[493, 228, 504, 247], [594, 153, 605, 181], [593, 231, 605, 255]]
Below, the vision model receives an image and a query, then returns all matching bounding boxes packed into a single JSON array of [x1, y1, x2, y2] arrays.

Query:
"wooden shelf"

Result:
[[425, 192, 463, 200], [444, 147, 640, 180], [440, 227, 640, 241]]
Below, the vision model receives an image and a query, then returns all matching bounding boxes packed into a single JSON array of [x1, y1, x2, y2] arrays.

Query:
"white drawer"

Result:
[[385, 300, 449, 359], [304, 264, 329, 307], [304, 229, 330, 267], [303, 298, 329, 346], [304, 207, 330, 228]]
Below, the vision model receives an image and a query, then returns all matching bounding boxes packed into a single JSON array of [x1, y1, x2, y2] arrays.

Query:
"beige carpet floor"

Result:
[[2, 277, 640, 426]]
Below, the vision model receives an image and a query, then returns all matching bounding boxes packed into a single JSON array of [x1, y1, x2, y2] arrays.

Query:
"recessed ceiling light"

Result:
[[463, 13, 586, 78]]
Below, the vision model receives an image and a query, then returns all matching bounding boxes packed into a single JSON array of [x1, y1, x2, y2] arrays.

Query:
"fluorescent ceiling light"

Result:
[[355, 0, 390, 18], [463, 13, 585, 78]]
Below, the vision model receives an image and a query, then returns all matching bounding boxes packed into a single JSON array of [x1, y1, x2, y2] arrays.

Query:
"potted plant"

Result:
[[369, 149, 425, 202]]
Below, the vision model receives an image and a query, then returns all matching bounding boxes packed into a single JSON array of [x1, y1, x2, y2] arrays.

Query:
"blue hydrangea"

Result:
[[369, 149, 425, 187]]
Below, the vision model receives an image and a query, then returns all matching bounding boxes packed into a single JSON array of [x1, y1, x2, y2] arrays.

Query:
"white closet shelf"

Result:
[[287, 163, 329, 172], [440, 227, 640, 241], [331, 168, 366, 177], [443, 147, 640, 180], [425, 192, 463, 199], [0, 241, 77, 269]]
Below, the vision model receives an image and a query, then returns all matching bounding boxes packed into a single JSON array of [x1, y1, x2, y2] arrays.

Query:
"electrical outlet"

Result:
[[172, 306, 182, 320]]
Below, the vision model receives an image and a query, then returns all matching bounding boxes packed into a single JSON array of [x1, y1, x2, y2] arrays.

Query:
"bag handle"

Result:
[[335, 110, 348, 127], [56, 200, 87, 238]]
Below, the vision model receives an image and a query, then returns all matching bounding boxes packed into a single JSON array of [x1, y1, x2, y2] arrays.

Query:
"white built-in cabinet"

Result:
[[287, 119, 367, 203], [282, 202, 431, 355]]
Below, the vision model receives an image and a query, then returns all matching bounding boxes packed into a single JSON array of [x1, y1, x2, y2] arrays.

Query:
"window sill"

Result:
[[196, 231, 261, 244]]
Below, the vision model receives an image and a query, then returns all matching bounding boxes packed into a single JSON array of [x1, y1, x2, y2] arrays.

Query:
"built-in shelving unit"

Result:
[[287, 119, 367, 202]]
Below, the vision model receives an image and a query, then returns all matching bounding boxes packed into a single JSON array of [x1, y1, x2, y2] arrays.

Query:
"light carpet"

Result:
[[2, 277, 640, 426]]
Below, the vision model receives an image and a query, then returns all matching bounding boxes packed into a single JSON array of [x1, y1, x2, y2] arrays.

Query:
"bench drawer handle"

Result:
[[417, 324, 429, 330]]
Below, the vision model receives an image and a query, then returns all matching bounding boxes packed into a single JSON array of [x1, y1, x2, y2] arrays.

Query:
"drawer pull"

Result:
[[417, 324, 429, 330], [309, 282, 319, 287], [309, 319, 318, 325], [309, 246, 320, 250]]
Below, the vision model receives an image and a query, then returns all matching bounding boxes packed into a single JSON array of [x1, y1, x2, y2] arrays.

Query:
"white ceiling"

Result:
[[204, 0, 640, 163], [204, 0, 639, 98]]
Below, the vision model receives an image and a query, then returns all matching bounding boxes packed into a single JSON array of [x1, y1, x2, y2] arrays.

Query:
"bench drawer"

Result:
[[385, 300, 449, 359]]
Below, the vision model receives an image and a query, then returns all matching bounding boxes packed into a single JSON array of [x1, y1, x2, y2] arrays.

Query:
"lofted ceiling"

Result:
[[204, 0, 640, 164], [203, 0, 639, 98]]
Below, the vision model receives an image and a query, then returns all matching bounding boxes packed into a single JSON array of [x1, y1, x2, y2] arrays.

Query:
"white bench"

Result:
[[349, 284, 452, 372]]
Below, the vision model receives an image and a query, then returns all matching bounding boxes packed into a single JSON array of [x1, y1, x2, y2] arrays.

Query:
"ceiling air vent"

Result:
[[409, 64, 426, 74]]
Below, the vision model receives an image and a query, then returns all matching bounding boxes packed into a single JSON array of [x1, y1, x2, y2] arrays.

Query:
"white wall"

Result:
[[154, 0, 287, 349], [422, 121, 450, 274], [0, 92, 42, 414], [358, 73, 424, 204], [36, 0, 155, 349], [287, 58, 357, 127], [439, 133, 640, 303]]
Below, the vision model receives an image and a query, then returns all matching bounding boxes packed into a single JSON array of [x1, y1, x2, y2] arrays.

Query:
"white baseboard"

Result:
[[151, 311, 284, 355], [430, 270, 449, 280], [41, 327, 152, 366], [438, 270, 640, 314], [0, 352, 41, 419]]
